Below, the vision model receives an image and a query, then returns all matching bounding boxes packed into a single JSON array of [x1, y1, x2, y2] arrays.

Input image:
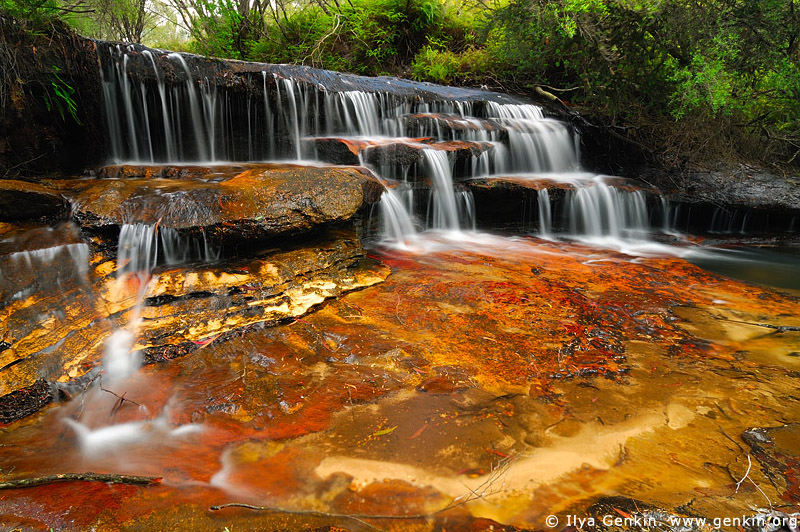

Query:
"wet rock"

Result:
[[468, 176, 577, 193], [98, 44, 536, 107], [587, 496, 714, 532], [364, 140, 494, 170], [0, 223, 89, 302], [95, 164, 250, 180], [743, 424, 800, 502], [0, 180, 67, 221], [364, 141, 429, 168], [59, 164, 384, 240], [466, 177, 572, 226], [0, 378, 53, 424], [131, 229, 390, 360], [306, 138, 375, 166], [0, 226, 389, 407], [0, 226, 108, 396], [404, 113, 509, 142], [674, 165, 800, 214]]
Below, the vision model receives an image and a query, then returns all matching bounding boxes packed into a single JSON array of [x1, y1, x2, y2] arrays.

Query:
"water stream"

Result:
[[1, 46, 798, 531]]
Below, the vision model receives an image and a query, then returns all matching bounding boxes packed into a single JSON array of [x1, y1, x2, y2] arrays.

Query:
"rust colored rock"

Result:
[[306, 138, 373, 166], [97, 165, 221, 180], [0, 226, 389, 406], [363, 140, 495, 182], [0, 180, 67, 222], [363, 141, 428, 168], [60, 164, 385, 239]]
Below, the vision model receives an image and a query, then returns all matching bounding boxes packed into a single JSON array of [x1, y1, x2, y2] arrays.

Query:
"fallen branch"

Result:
[[0, 472, 161, 490], [210, 502, 443, 520]]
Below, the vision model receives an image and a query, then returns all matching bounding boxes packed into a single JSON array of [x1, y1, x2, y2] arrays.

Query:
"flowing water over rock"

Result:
[[0, 44, 798, 532]]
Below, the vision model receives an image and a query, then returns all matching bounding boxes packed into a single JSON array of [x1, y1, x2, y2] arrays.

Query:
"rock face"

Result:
[[0, 16, 105, 178], [0, 180, 68, 221], [677, 166, 800, 212], [0, 224, 388, 406], [308, 137, 496, 173], [54, 164, 384, 240]]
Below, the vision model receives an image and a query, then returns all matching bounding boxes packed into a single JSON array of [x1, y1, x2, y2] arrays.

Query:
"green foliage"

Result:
[[188, 0, 244, 58], [4, 0, 799, 167], [0, 0, 63, 23], [245, 0, 472, 77], [474, 0, 800, 165], [44, 65, 80, 124], [411, 46, 490, 83]]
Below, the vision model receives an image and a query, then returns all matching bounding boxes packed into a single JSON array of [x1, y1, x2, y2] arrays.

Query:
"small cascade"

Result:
[[564, 180, 649, 240], [98, 45, 684, 246], [423, 150, 466, 231], [379, 188, 418, 242], [0, 242, 90, 303], [537, 189, 552, 238], [104, 223, 157, 382], [276, 76, 305, 160], [485, 103, 579, 173], [67, 222, 212, 455]]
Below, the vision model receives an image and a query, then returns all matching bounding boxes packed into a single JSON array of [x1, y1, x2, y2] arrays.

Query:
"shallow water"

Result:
[[0, 235, 798, 530], [687, 245, 800, 290]]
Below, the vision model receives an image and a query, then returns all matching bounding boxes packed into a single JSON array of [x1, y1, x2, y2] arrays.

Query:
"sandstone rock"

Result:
[[57, 164, 384, 240], [0, 180, 67, 222], [364, 140, 495, 170], [306, 138, 374, 166], [0, 226, 389, 401]]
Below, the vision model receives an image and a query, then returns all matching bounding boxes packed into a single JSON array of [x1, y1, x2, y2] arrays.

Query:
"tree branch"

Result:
[[0, 473, 161, 490]]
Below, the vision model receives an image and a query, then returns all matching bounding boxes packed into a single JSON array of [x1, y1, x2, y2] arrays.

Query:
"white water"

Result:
[[65, 222, 219, 455], [99, 47, 689, 251]]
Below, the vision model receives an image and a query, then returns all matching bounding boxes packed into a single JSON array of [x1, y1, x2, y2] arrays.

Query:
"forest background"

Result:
[[2, 0, 799, 173]]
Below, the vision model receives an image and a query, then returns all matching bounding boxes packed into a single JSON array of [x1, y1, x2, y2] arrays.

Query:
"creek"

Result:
[[0, 44, 798, 531]]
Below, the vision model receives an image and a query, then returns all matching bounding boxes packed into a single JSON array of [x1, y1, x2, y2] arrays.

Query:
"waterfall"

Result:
[[98, 46, 675, 245], [485, 102, 579, 172], [104, 223, 157, 382], [423, 150, 462, 231], [380, 188, 417, 242], [538, 189, 552, 238], [564, 180, 650, 240], [104, 223, 220, 382]]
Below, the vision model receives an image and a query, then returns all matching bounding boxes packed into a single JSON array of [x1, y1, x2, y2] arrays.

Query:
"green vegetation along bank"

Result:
[[2, 0, 800, 176]]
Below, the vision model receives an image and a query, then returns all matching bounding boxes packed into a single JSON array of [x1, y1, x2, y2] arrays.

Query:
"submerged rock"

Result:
[[57, 164, 384, 240]]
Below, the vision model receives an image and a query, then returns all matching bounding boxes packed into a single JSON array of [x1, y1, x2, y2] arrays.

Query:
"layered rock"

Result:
[[53, 164, 384, 240], [0, 180, 68, 221], [0, 225, 388, 407], [308, 137, 496, 172]]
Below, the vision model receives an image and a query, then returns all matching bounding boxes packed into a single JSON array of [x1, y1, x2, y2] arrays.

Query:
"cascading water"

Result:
[[98, 46, 677, 246], [423, 150, 461, 231], [64, 222, 217, 455], [566, 180, 650, 240], [538, 189, 552, 238], [102, 223, 158, 382]]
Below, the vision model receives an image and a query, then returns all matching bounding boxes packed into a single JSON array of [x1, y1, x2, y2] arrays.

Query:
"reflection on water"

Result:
[[687, 245, 800, 290]]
